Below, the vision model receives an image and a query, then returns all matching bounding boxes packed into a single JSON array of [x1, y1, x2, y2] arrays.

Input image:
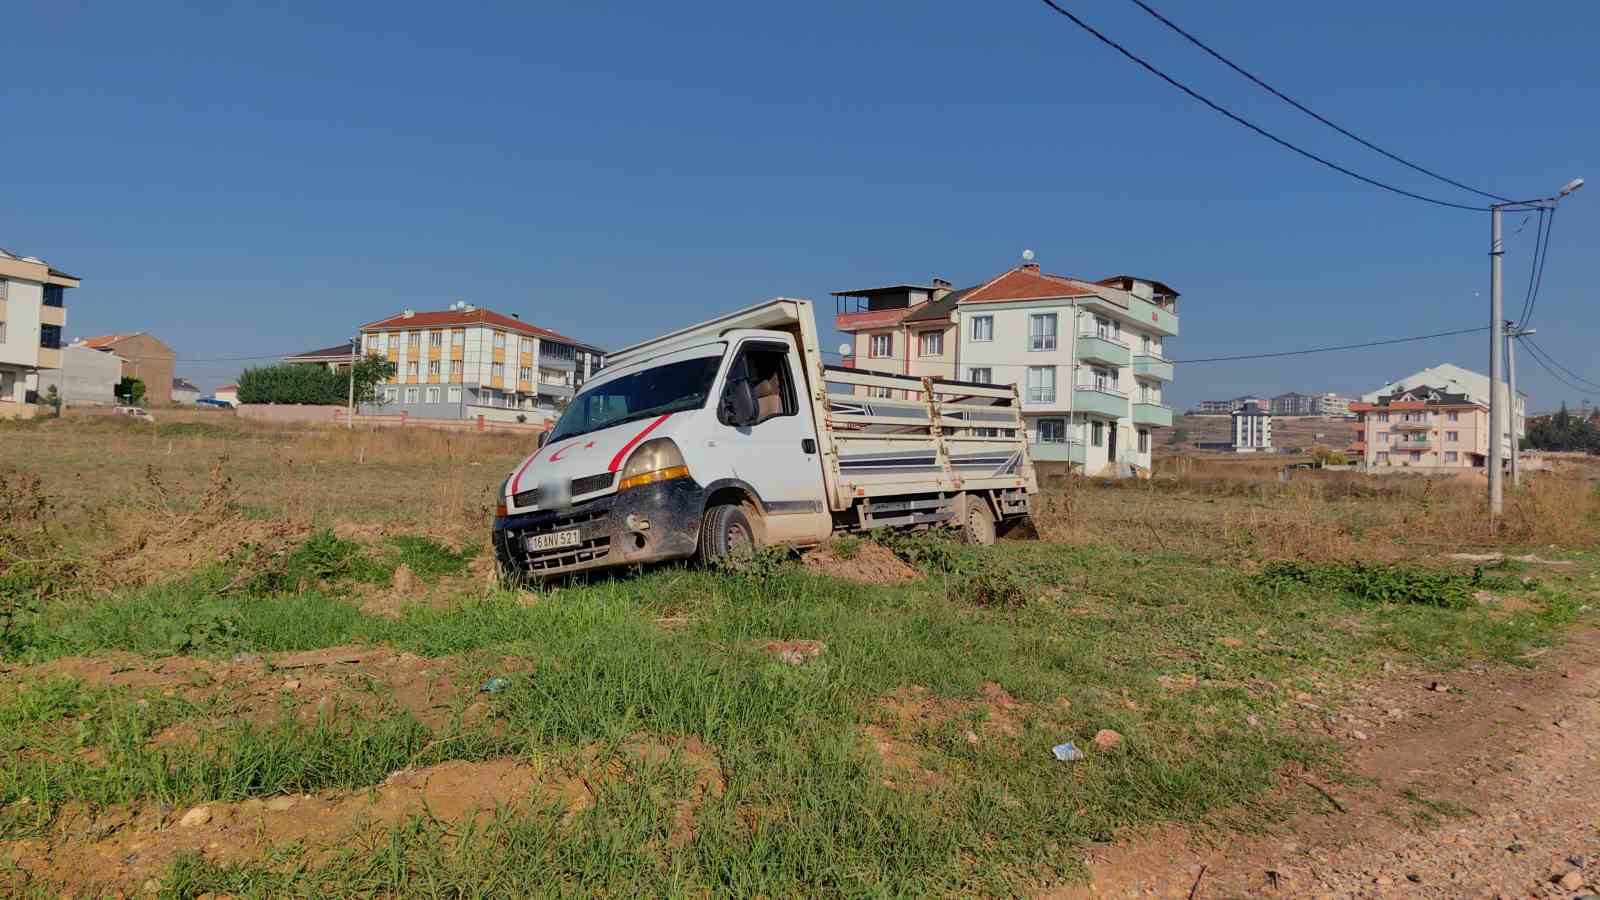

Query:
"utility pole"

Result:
[[1487, 177, 1584, 525], [1506, 322, 1534, 489], [346, 333, 357, 430]]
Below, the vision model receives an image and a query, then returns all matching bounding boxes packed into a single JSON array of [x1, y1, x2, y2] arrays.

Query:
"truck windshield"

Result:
[[547, 354, 723, 443]]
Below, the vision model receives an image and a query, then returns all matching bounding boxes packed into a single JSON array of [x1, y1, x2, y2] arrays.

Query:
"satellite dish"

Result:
[[1022, 249, 1035, 262], [838, 343, 853, 357]]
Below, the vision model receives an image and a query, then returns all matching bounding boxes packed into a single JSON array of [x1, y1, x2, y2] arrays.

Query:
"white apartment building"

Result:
[[1231, 401, 1273, 452], [1313, 392, 1352, 418], [953, 263, 1178, 475], [0, 247, 78, 418], [359, 303, 604, 420]]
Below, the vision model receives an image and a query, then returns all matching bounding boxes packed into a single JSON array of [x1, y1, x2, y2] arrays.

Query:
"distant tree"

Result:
[[238, 355, 396, 406], [1168, 427, 1189, 446], [1525, 403, 1600, 453], [114, 377, 146, 406], [350, 355, 397, 405]]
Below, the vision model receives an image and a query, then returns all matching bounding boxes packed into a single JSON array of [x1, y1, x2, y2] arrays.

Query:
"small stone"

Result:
[[143, 879, 161, 894], [1387, 708, 1404, 718], [282, 679, 301, 691], [964, 730, 980, 745], [1375, 875, 1393, 887], [1557, 871, 1585, 891], [1351, 730, 1369, 741], [1407, 874, 1422, 884], [178, 806, 212, 828], [1216, 637, 1244, 648], [1554, 719, 1574, 729], [265, 796, 296, 812], [1429, 681, 1449, 693], [1092, 729, 1123, 750], [1246, 714, 1261, 728]]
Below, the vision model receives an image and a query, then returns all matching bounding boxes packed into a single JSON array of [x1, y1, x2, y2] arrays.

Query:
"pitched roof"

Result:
[[835, 307, 914, 332], [957, 266, 1113, 306], [172, 378, 200, 392], [79, 333, 139, 350], [359, 308, 602, 352], [903, 286, 973, 324], [285, 341, 357, 361]]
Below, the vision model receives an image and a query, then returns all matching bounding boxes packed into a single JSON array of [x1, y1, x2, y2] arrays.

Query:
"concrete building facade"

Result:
[[835, 258, 1181, 476], [0, 247, 78, 417], [1313, 392, 1352, 418], [1351, 387, 1491, 470], [36, 343, 122, 406], [1360, 364, 1524, 456], [1270, 392, 1316, 416], [1231, 401, 1273, 452], [80, 333, 176, 406], [360, 303, 603, 420]]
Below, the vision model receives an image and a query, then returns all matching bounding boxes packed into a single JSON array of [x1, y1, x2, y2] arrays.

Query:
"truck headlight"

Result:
[[618, 439, 689, 491]]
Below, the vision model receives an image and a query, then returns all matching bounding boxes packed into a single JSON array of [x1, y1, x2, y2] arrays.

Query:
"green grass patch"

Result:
[[1254, 560, 1475, 609]]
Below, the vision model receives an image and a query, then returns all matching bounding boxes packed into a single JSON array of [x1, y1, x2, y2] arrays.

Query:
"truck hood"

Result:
[[504, 411, 688, 511]]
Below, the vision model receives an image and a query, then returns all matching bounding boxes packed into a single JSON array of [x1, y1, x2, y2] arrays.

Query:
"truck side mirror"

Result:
[[721, 378, 758, 427]]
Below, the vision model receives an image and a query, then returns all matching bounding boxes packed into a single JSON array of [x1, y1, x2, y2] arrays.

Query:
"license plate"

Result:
[[527, 529, 581, 552]]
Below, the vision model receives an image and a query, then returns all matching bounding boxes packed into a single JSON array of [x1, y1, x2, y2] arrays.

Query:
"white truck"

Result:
[[492, 298, 1037, 580]]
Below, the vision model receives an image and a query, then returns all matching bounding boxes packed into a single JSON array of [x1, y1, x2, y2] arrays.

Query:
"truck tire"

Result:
[[698, 503, 757, 567], [956, 494, 997, 546]]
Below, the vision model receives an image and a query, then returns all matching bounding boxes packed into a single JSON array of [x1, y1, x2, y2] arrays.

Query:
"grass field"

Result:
[[2, 412, 1597, 897]]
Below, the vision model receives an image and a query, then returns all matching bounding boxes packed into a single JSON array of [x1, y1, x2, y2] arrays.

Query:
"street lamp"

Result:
[[1488, 177, 1583, 521]]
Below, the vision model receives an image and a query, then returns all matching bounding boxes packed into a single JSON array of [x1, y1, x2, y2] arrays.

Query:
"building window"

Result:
[[493, 331, 506, 349], [451, 360, 463, 377], [0, 321, 7, 343], [1376, 451, 1390, 464], [1446, 430, 1459, 441], [491, 362, 504, 381], [429, 331, 442, 347], [521, 337, 534, 354], [1444, 451, 1459, 463], [867, 386, 892, 399], [451, 329, 465, 345], [519, 366, 532, 382], [1091, 366, 1118, 393], [365, 334, 384, 354], [447, 387, 461, 403], [39, 325, 62, 349], [0, 278, 7, 301], [428, 360, 441, 376], [1379, 432, 1389, 444], [1037, 418, 1066, 443], [968, 367, 992, 384], [868, 333, 892, 358], [406, 361, 418, 377], [1091, 421, 1105, 447], [918, 330, 943, 357], [1138, 429, 1151, 453], [1447, 410, 1459, 421], [1378, 412, 1389, 422], [42, 284, 64, 307], [1029, 314, 1057, 351], [1140, 334, 1152, 355], [426, 387, 441, 403], [405, 387, 420, 404], [408, 332, 421, 348], [383, 387, 398, 403], [970, 315, 993, 342], [1411, 451, 1422, 462], [1025, 366, 1055, 404]]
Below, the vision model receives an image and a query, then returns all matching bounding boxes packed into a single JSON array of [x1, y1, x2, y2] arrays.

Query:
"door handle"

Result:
[[801, 438, 817, 454]]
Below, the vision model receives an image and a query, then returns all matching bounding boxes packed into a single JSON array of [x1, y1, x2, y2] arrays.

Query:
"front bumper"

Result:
[[492, 476, 705, 578]]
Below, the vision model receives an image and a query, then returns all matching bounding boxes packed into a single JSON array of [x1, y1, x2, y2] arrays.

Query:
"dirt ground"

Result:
[[802, 540, 920, 584], [1054, 628, 1600, 899]]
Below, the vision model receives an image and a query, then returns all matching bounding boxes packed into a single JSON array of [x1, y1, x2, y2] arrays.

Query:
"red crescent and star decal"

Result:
[[509, 413, 674, 495]]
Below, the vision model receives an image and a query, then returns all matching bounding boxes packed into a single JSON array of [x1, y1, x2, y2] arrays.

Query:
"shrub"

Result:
[[1254, 561, 1474, 609], [237, 355, 395, 406]]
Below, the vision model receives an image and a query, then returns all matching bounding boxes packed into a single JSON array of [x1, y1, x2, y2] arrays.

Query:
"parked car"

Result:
[[113, 406, 156, 423], [195, 397, 233, 409], [492, 298, 1037, 582]]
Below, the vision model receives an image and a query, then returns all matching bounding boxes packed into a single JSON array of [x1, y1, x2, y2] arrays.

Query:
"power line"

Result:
[[1519, 339, 1596, 397], [1123, 0, 1511, 203], [1520, 206, 1557, 329], [819, 325, 1486, 372], [1032, 0, 1489, 212], [1523, 336, 1600, 392], [1513, 207, 1548, 327]]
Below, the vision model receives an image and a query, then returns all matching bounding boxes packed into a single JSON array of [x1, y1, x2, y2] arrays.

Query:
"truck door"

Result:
[[719, 339, 828, 534]]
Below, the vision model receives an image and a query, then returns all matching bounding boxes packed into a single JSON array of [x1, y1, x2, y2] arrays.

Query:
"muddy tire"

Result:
[[956, 494, 997, 546], [698, 504, 757, 567]]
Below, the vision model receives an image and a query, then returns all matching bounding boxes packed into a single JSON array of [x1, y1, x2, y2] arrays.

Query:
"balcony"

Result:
[[40, 305, 66, 328], [1392, 419, 1430, 431], [1394, 438, 1432, 450], [1072, 386, 1127, 419], [1132, 354, 1172, 381], [1076, 334, 1130, 367], [1031, 440, 1085, 464], [1132, 402, 1173, 428]]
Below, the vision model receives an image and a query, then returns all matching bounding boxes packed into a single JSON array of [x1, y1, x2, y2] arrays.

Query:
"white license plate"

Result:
[[527, 529, 581, 552]]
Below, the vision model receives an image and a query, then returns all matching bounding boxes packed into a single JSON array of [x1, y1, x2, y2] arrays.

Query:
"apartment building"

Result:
[[1196, 395, 1264, 415], [835, 258, 1179, 475], [1313, 392, 1352, 417], [79, 333, 177, 406], [1351, 388, 1490, 470], [0, 247, 78, 418], [1270, 391, 1315, 416], [1231, 401, 1273, 452], [1361, 364, 1524, 451], [284, 341, 357, 371], [359, 303, 603, 419]]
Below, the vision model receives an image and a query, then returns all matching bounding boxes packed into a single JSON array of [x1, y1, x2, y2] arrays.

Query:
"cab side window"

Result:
[[734, 344, 796, 425]]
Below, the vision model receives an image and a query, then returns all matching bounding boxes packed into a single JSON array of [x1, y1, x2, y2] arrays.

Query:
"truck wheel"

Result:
[[698, 503, 757, 567], [956, 494, 997, 546]]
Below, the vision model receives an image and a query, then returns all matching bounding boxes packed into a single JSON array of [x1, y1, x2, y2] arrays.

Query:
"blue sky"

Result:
[[4, 0, 1595, 408]]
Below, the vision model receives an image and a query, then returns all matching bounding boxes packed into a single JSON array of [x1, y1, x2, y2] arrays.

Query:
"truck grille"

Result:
[[513, 489, 539, 508], [571, 472, 614, 495], [500, 499, 614, 574]]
